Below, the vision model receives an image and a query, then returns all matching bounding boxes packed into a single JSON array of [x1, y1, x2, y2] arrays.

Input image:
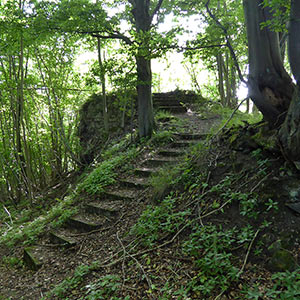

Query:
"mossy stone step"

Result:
[[49, 231, 76, 248], [158, 149, 185, 157], [143, 158, 177, 167], [171, 140, 197, 148], [158, 106, 187, 113], [154, 100, 182, 107], [23, 246, 43, 271], [175, 133, 208, 140], [102, 190, 135, 201], [119, 177, 149, 189], [134, 167, 159, 177], [85, 200, 122, 217], [66, 216, 104, 232]]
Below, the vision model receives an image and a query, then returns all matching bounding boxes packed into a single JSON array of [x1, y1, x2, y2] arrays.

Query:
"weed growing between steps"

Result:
[[155, 110, 177, 123], [77, 147, 138, 195], [149, 167, 180, 201], [147, 130, 175, 147]]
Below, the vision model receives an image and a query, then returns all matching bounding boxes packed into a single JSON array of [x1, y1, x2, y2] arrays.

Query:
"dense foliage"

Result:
[[1, 0, 299, 204]]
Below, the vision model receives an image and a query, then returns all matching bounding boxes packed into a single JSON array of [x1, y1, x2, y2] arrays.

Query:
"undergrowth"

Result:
[[2, 104, 297, 300], [0, 141, 139, 248]]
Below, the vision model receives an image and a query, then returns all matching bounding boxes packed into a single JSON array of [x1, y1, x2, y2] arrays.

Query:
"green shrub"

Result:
[[244, 268, 300, 299], [131, 195, 191, 247], [148, 131, 175, 146], [182, 225, 240, 296], [84, 275, 129, 300]]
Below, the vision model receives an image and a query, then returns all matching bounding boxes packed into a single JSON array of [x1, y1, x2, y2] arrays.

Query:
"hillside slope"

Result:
[[1, 104, 300, 300]]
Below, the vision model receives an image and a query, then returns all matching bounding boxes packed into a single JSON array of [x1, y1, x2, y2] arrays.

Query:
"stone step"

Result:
[[143, 157, 177, 167], [175, 133, 208, 140], [171, 140, 197, 148], [154, 100, 182, 107], [158, 106, 187, 113], [134, 167, 159, 177], [286, 202, 300, 214], [158, 149, 185, 157], [66, 215, 105, 232], [49, 231, 76, 248], [85, 200, 122, 217], [119, 177, 149, 189], [23, 246, 43, 271], [102, 189, 136, 201]]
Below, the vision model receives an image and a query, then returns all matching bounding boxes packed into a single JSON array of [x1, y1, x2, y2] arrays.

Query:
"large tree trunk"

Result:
[[288, 0, 300, 85], [243, 0, 294, 127], [130, 0, 155, 138], [136, 56, 154, 138], [278, 0, 300, 166]]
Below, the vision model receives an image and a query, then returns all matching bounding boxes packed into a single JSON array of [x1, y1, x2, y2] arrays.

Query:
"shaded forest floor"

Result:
[[1, 104, 300, 300]]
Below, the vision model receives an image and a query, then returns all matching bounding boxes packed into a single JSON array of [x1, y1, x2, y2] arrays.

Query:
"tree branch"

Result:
[[150, 0, 164, 24], [90, 33, 133, 45], [49, 26, 133, 45], [180, 44, 227, 51], [151, 43, 227, 54], [205, 0, 247, 84]]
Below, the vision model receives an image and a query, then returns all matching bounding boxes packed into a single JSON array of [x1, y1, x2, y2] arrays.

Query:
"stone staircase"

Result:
[[153, 92, 187, 113], [23, 132, 208, 271]]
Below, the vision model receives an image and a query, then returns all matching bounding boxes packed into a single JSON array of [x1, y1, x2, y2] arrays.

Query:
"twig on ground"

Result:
[[117, 231, 129, 291], [238, 229, 260, 277], [94, 221, 191, 271], [213, 229, 260, 300], [250, 172, 272, 193], [214, 289, 226, 300], [200, 199, 232, 219], [116, 232, 154, 299], [186, 189, 210, 208], [95, 238, 139, 265]]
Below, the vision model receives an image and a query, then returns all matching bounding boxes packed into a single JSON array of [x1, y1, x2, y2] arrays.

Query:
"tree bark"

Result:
[[278, 0, 300, 166], [97, 37, 109, 134], [217, 53, 225, 105], [136, 56, 154, 137], [288, 0, 300, 85], [130, 0, 155, 138], [243, 0, 294, 127]]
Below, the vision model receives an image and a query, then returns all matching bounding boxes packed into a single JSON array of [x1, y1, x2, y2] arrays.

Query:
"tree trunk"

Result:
[[224, 51, 232, 107], [278, 0, 300, 166], [217, 53, 225, 105], [243, 0, 294, 127], [136, 56, 154, 137], [230, 66, 237, 107], [288, 0, 300, 85], [97, 37, 109, 134], [130, 0, 155, 138]]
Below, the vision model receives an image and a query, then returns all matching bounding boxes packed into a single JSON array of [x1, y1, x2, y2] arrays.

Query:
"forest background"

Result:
[[0, 0, 297, 207]]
